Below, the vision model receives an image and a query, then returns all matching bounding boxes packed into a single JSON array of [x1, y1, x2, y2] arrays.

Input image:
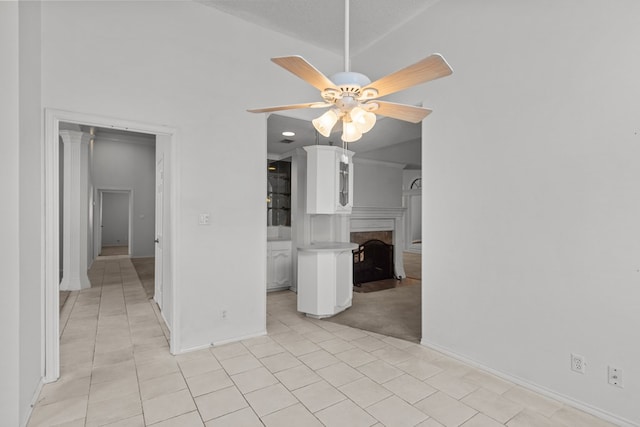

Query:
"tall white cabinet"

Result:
[[297, 145, 356, 318]]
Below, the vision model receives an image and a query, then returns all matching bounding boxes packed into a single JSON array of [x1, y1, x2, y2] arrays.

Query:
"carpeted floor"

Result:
[[131, 257, 155, 299], [326, 279, 421, 342], [327, 252, 422, 342], [403, 251, 421, 280]]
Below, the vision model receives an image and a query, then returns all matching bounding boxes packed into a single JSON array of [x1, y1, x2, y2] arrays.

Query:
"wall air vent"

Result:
[[279, 138, 294, 144]]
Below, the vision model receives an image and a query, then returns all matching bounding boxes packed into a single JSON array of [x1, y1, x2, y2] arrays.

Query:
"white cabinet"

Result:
[[267, 240, 291, 291], [304, 145, 354, 214], [297, 242, 358, 318]]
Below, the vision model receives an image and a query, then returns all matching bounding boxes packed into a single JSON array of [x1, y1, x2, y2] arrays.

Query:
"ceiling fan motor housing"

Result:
[[323, 71, 379, 102], [331, 71, 370, 87]]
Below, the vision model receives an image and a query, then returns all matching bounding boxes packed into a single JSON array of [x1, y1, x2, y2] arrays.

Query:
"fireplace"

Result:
[[349, 207, 406, 279], [352, 239, 394, 285]]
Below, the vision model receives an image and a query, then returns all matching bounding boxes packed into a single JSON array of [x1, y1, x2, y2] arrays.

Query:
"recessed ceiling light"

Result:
[[282, 131, 295, 137]]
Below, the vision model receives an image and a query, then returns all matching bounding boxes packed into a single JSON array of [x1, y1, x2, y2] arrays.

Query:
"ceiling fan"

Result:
[[248, 0, 453, 143]]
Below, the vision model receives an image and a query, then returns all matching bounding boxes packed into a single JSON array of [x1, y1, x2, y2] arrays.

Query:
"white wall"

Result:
[[93, 138, 154, 256], [101, 192, 130, 247], [354, 0, 640, 423], [1, 2, 44, 424], [18, 2, 44, 424], [359, 138, 421, 169], [41, 1, 342, 351], [0, 4, 21, 425], [353, 158, 404, 207]]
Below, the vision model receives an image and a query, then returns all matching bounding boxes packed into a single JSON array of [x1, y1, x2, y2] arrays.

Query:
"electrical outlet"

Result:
[[608, 366, 623, 388], [222, 310, 227, 320], [571, 353, 586, 374]]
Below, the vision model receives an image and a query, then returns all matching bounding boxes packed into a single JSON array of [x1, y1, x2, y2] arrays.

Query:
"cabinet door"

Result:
[[304, 145, 353, 214], [272, 248, 291, 286]]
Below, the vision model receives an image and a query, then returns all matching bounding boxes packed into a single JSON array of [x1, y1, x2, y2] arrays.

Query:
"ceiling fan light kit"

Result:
[[342, 119, 362, 143], [312, 109, 339, 138], [248, 0, 453, 144]]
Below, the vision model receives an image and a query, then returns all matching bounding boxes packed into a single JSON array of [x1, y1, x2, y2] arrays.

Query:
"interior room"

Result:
[[3, 1, 639, 426], [266, 112, 424, 342]]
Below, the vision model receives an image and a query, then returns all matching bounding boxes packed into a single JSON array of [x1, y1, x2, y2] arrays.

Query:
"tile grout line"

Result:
[[85, 263, 104, 426], [122, 259, 149, 426]]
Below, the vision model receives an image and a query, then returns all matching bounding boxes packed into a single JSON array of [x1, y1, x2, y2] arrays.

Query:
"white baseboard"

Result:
[[420, 339, 638, 427], [173, 330, 268, 355]]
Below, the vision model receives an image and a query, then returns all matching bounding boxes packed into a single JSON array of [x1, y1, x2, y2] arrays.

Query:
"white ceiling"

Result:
[[199, 0, 440, 161], [197, 0, 441, 56]]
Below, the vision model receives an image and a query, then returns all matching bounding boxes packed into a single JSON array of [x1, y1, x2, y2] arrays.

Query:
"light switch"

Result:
[[199, 213, 210, 225]]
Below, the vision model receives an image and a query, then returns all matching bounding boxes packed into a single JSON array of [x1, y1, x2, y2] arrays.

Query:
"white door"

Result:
[[155, 156, 164, 309]]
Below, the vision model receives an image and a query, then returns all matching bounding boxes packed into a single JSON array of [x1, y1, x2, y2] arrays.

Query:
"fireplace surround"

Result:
[[350, 207, 406, 279]]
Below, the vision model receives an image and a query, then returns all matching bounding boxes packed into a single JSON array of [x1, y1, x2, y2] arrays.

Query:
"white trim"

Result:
[[403, 188, 421, 197], [353, 157, 407, 169], [170, 330, 268, 356], [43, 108, 179, 380], [350, 206, 405, 219], [43, 109, 60, 383], [420, 339, 638, 427], [212, 330, 268, 348]]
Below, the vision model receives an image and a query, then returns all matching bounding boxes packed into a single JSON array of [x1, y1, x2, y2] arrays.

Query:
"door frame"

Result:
[[96, 189, 133, 257], [43, 109, 179, 382], [154, 155, 164, 310]]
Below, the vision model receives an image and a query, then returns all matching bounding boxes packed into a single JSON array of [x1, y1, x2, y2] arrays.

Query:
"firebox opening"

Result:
[[352, 239, 395, 286]]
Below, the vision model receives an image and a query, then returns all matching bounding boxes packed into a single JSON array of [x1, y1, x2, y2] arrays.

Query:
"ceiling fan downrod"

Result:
[[344, 0, 350, 72]]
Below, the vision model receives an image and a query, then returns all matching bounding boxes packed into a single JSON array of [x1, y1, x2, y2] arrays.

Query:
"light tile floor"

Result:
[[29, 258, 618, 427]]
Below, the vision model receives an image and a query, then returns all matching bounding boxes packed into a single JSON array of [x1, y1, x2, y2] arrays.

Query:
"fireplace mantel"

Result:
[[350, 207, 406, 278]]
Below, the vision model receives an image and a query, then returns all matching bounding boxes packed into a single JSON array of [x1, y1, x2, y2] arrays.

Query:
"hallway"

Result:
[[29, 259, 616, 426]]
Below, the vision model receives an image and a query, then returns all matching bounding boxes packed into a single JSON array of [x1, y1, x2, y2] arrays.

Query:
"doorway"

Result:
[[44, 109, 177, 383], [98, 190, 132, 257]]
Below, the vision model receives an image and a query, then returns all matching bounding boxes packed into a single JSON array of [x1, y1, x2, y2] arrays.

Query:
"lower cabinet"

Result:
[[296, 242, 358, 318], [267, 240, 292, 291]]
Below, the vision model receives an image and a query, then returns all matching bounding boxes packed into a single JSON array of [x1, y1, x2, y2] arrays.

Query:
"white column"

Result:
[[59, 130, 91, 290]]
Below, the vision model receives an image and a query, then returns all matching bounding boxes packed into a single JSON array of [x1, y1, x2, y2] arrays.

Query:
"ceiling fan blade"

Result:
[[247, 102, 331, 114], [271, 56, 338, 92], [368, 101, 432, 123], [362, 54, 453, 99]]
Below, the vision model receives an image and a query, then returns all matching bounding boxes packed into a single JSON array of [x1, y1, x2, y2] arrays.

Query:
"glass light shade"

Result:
[[342, 120, 362, 142], [312, 110, 339, 137], [350, 107, 376, 134]]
